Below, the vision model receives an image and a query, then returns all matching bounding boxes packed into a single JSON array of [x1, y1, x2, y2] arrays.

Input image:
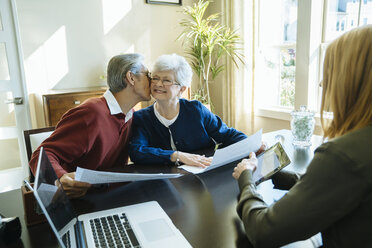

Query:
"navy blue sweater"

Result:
[[129, 99, 247, 165]]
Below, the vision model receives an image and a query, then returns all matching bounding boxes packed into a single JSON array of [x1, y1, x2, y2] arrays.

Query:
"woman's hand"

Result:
[[256, 142, 268, 156], [173, 152, 212, 168], [56, 172, 91, 198], [232, 152, 258, 180]]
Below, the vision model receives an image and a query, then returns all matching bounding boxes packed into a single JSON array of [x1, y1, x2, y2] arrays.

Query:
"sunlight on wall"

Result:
[[137, 29, 152, 66], [102, 0, 131, 35], [99, 43, 134, 80], [125, 44, 134, 54], [25, 26, 69, 93]]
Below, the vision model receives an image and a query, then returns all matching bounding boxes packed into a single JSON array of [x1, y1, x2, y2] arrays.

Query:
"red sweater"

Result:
[[29, 97, 132, 178]]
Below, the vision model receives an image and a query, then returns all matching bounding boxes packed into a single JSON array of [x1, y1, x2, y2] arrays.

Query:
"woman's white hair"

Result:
[[153, 53, 192, 87]]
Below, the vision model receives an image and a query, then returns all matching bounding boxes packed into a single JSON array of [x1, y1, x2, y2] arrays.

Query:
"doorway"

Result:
[[0, 0, 31, 192]]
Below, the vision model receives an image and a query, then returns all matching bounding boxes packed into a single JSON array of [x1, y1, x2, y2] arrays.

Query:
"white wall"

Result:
[[16, 0, 197, 126]]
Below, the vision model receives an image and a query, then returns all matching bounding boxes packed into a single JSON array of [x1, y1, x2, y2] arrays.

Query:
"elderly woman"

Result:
[[129, 53, 247, 167], [233, 26, 372, 247]]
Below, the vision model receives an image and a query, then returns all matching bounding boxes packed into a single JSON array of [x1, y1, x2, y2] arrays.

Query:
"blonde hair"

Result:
[[321, 25, 372, 139]]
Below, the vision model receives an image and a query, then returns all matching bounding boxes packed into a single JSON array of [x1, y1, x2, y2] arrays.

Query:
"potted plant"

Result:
[[178, 0, 244, 110]]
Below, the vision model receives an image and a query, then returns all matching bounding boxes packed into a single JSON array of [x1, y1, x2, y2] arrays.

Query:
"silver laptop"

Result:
[[33, 147, 191, 248]]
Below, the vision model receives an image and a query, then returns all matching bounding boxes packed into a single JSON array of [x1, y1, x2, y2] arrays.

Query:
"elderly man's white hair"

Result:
[[153, 53, 192, 87]]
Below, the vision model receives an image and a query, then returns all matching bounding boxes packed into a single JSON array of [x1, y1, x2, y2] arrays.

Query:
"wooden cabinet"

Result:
[[42, 87, 106, 126]]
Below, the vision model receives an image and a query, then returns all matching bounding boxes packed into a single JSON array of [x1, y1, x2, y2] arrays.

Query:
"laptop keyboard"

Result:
[[62, 230, 71, 248], [90, 213, 141, 248]]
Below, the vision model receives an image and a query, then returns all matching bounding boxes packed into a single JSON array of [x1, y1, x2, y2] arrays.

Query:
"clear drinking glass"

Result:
[[290, 105, 315, 147]]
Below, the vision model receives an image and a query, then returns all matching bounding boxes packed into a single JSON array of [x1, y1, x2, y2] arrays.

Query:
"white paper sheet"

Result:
[[75, 167, 182, 184], [179, 129, 262, 174]]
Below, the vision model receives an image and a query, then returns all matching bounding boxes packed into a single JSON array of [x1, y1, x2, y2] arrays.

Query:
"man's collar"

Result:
[[103, 90, 133, 123]]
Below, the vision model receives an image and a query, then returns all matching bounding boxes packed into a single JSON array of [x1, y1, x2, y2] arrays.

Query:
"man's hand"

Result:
[[172, 151, 212, 168], [232, 152, 258, 180], [56, 172, 91, 198]]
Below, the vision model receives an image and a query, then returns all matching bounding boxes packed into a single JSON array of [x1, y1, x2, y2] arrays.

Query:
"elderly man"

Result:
[[29, 53, 151, 198]]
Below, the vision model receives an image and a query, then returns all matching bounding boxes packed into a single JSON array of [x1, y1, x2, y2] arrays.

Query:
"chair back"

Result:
[[24, 127, 55, 181]]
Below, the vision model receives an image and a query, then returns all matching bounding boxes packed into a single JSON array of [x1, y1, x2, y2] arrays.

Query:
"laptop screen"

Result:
[[34, 147, 77, 245]]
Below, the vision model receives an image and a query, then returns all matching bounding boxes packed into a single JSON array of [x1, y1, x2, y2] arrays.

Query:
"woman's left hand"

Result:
[[232, 152, 258, 180], [178, 152, 213, 168]]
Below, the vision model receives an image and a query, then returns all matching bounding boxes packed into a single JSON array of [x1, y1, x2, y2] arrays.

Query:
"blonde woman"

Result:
[[233, 25, 372, 247]]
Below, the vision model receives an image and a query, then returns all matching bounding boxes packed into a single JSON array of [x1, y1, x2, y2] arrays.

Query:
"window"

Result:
[[255, 0, 297, 110], [324, 0, 372, 41], [319, 0, 372, 106], [254, 0, 372, 119]]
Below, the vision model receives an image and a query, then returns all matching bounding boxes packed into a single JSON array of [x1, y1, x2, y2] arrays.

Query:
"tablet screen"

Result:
[[253, 142, 291, 185]]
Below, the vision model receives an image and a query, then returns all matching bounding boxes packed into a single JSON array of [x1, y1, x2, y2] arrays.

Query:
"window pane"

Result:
[[0, 91, 20, 171], [279, 48, 296, 107], [325, 0, 360, 41], [259, 0, 297, 46], [360, 0, 372, 25], [0, 92, 16, 126], [256, 48, 281, 107], [256, 0, 297, 108], [0, 43, 10, 80], [321, 0, 371, 111], [317, 43, 329, 111]]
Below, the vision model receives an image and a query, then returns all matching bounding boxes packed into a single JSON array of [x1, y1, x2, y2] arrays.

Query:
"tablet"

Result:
[[253, 142, 291, 185]]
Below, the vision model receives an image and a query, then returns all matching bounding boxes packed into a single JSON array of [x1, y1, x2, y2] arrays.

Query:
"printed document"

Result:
[[179, 129, 262, 174], [75, 167, 181, 184]]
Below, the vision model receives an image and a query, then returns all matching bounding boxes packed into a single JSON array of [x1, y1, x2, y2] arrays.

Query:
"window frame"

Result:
[[254, 0, 298, 111], [254, 0, 325, 123], [254, 0, 370, 123]]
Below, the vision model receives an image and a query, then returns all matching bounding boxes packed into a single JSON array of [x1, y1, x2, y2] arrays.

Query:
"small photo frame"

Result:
[[146, 0, 182, 6]]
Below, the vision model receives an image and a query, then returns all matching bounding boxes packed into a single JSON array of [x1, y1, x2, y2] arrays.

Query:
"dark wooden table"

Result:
[[0, 129, 323, 248]]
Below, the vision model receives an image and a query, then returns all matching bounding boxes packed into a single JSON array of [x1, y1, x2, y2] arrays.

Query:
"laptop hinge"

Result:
[[75, 220, 87, 248]]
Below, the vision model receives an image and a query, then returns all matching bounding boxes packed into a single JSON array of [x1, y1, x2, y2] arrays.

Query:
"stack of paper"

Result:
[[75, 167, 181, 184], [179, 129, 262, 174]]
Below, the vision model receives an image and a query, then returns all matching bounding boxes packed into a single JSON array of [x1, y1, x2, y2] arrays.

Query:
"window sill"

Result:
[[255, 107, 292, 121], [255, 107, 327, 126]]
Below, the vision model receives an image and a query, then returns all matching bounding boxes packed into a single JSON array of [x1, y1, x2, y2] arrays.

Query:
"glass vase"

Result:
[[290, 105, 315, 147]]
